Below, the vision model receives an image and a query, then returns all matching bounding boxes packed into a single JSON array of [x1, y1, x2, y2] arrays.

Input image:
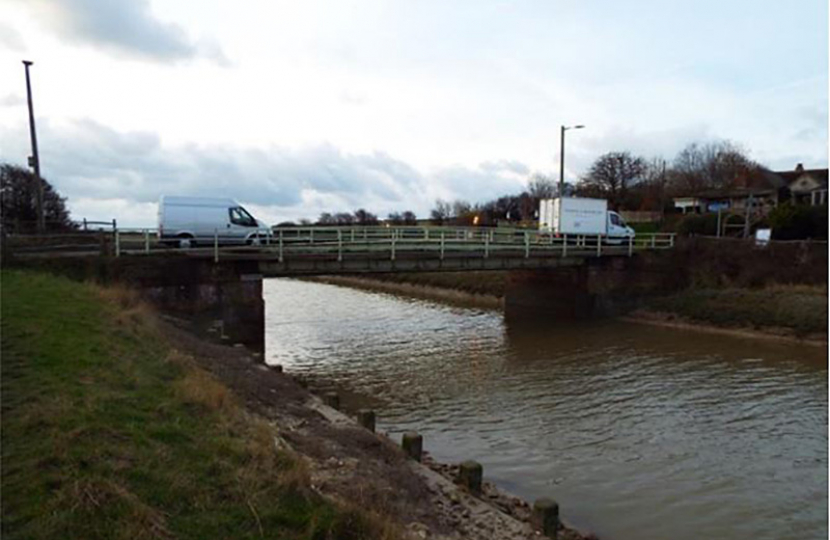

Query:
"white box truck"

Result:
[[538, 197, 634, 240], [158, 196, 271, 247]]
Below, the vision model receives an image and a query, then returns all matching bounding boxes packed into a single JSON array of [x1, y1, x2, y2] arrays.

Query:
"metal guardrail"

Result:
[[8, 226, 677, 263]]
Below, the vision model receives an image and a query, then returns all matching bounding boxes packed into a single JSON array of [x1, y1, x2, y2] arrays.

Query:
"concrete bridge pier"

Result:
[[144, 259, 265, 354], [504, 256, 666, 320]]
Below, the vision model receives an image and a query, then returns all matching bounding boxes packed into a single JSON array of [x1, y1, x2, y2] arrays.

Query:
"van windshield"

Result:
[[230, 207, 257, 227]]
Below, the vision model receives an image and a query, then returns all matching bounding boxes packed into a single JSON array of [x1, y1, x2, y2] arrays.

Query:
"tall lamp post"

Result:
[[559, 124, 584, 197], [23, 60, 45, 233]]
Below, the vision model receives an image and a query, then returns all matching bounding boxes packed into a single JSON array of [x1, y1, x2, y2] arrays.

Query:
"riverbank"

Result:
[[310, 273, 827, 344], [306, 274, 503, 309], [1, 270, 591, 540], [627, 285, 827, 345]]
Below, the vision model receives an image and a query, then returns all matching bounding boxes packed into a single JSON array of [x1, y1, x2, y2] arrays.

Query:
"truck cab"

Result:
[[607, 211, 635, 240]]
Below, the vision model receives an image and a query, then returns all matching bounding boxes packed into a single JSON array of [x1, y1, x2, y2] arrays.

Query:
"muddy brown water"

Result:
[[264, 278, 827, 540]]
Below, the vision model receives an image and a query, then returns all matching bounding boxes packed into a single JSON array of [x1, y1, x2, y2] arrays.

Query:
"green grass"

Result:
[[648, 284, 828, 336], [630, 222, 660, 234], [1, 270, 397, 540]]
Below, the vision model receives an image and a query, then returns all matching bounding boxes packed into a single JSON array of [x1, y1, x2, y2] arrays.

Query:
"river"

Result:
[[264, 278, 827, 540]]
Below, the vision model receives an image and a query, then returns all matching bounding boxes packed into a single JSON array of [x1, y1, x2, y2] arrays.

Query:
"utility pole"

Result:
[[23, 60, 45, 233], [559, 125, 565, 196], [558, 124, 584, 197]]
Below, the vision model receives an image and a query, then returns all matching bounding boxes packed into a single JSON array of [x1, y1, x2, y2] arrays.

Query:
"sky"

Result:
[[0, 0, 827, 226]]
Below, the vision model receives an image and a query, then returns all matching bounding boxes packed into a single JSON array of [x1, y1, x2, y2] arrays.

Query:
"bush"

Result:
[[676, 213, 720, 236], [768, 203, 828, 240]]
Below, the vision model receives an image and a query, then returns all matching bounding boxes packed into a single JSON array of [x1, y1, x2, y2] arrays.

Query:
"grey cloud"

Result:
[[0, 119, 532, 222], [20, 0, 228, 64]]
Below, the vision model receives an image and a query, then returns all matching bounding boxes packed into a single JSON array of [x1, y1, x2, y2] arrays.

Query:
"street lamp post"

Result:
[[559, 124, 584, 197], [22, 60, 45, 233]]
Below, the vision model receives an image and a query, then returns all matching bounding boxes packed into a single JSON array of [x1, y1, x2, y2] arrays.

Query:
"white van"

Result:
[[158, 196, 271, 247], [539, 197, 634, 242]]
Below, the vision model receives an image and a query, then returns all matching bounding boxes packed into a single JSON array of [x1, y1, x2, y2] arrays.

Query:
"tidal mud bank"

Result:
[[166, 319, 594, 540], [308, 269, 827, 344]]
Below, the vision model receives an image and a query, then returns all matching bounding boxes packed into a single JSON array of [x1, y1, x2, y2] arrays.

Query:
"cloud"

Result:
[[0, 118, 533, 226], [0, 22, 26, 52], [18, 0, 229, 64], [0, 93, 25, 107]]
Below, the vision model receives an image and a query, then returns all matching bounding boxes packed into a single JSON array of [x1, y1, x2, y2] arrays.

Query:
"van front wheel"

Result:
[[177, 234, 195, 249]]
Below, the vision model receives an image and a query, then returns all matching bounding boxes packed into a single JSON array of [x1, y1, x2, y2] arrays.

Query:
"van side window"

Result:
[[229, 207, 257, 227], [610, 213, 621, 226]]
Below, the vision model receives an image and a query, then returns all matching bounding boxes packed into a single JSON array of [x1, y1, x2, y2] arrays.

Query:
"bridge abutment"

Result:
[[139, 260, 265, 354], [13, 255, 267, 354], [505, 255, 677, 320]]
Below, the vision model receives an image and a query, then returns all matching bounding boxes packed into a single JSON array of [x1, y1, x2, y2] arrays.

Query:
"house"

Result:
[[672, 164, 828, 213], [777, 163, 828, 206], [672, 168, 786, 215]]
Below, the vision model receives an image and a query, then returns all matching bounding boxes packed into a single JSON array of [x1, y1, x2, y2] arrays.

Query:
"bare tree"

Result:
[[401, 210, 417, 225], [527, 173, 557, 199], [334, 212, 354, 225], [353, 208, 378, 225], [317, 212, 336, 225], [577, 152, 647, 210], [430, 199, 452, 224], [670, 141, 757, 195]]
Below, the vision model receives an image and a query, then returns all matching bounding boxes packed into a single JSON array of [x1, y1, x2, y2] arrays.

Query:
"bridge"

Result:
[[6, 226, 677, 355], [9, 225, 675, 275]]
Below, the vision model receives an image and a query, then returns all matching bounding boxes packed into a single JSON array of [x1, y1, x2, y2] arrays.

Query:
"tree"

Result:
[[1, 163, 74, 232], [527, 173, 557, 199], [387, 212, 403, 225], [316, 212, 336, 225], [353, 208, 378, 226], [401, 211, 417, 225], [334, 212, 354, 225], [635, 158, 670, 213], [670, 141, 758, 195], [577, 152, 647, 210], [430, 199, 452, 224]]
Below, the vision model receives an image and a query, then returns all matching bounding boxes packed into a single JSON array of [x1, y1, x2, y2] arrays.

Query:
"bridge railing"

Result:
[[9, 225, 676, 261]]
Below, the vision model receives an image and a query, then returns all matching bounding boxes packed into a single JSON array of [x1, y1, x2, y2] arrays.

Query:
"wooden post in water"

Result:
[[323, 392, 340, 410], [458, 460, 483, 494], [532, 498, 560, 539], [357, 409, 376, 432], [401, 431, 423, 461]]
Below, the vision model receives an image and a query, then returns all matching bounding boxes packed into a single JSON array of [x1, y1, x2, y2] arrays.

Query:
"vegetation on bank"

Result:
[[645, 285, 827, 337], [366, 271, 508, 299], [1, 270, 398, 540]]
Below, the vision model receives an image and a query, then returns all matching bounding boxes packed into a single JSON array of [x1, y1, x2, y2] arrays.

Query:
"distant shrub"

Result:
[[676, 213, 720, 236], [769, 203, 827, 240]]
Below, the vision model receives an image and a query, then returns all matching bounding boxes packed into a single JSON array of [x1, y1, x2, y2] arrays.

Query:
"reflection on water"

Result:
[[265, 278, 827, 540]]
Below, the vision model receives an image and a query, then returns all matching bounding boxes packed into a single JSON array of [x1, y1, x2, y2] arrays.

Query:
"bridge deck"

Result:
[[9, 226, 675, 276]]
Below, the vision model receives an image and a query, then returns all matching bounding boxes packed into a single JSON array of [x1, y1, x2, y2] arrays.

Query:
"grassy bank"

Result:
[[364, 271, 508, 299], [1, 270, 396, 540], [641, 285, 828, 339]]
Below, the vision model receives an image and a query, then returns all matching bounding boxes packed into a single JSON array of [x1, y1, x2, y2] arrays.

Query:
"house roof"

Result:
[[774, 166, 828, 188]]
